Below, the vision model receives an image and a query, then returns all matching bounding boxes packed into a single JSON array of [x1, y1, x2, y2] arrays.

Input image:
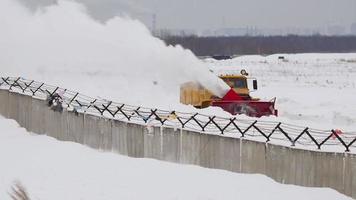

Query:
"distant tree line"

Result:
[[161, 35, 356, 56]]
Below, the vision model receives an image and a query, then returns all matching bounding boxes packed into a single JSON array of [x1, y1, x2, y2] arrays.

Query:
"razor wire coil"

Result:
[[1, 76, 356, 152]]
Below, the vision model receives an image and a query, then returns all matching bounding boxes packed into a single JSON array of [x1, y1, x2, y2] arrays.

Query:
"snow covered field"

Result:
[[206, 53, 356, 131], [0, 116, 351, 200]]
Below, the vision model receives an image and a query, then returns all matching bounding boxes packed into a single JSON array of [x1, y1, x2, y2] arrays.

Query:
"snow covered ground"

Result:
[[0, 116, 351, 200], [206, 53, 356, 131]]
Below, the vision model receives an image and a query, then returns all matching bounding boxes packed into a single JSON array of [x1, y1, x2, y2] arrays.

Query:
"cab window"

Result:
[[222, 78, 247, 88], [233, 79, 247, 88]]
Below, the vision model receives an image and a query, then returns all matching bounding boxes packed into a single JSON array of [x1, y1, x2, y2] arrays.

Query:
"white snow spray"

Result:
[[0, 0, 229, 109]]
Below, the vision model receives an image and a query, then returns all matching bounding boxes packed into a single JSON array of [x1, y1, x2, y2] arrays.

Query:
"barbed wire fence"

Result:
[[1, 77, 356, 152]]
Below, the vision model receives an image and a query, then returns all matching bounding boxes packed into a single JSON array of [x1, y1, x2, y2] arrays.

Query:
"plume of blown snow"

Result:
[[0, 0, 229, 108]]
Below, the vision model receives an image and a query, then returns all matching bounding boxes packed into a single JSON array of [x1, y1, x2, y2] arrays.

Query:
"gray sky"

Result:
[[19, 0, 356, 34]]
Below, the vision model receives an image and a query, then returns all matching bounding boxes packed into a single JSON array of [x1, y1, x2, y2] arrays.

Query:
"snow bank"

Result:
[[0, 116, 350, 200]]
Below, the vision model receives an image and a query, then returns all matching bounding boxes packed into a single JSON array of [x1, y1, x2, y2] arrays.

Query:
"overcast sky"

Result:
[[20, 0, 356, 33]]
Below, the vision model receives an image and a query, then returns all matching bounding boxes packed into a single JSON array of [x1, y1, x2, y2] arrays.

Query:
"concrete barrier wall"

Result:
[[0, 90, 355, 198]]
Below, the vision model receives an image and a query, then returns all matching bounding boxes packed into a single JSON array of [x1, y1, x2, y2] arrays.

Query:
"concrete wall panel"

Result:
[[58, 111, 69, 141], [17, 94, 32, 131], [66, 112, 84, 143], [293, 149, 315, 187], [344, 154, 356, 197], [197, 134, 240, 172], [313, 152, 345, 194], [83, 115, 112, 151], [0, 90, 9, 117], [200, 134, 229, 170], [30, 98, 47, 135], [219, 136, 240, 173], [98, 117, 112, 151], [241, 139, 266, 174], [266, 145, 293, 184], [143, 126, 162, 159], [111, 120, 128, 155], [126, 123, 144, 158], [179, 130, 201, 165], [161, 127, 181, 163], [44, 108, 67, 140], [8, 92, 20, 121], [83, 114, 101, 149]]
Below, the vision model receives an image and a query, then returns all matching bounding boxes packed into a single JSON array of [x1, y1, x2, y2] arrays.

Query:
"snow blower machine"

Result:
[[180, 70, 278, 117]]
